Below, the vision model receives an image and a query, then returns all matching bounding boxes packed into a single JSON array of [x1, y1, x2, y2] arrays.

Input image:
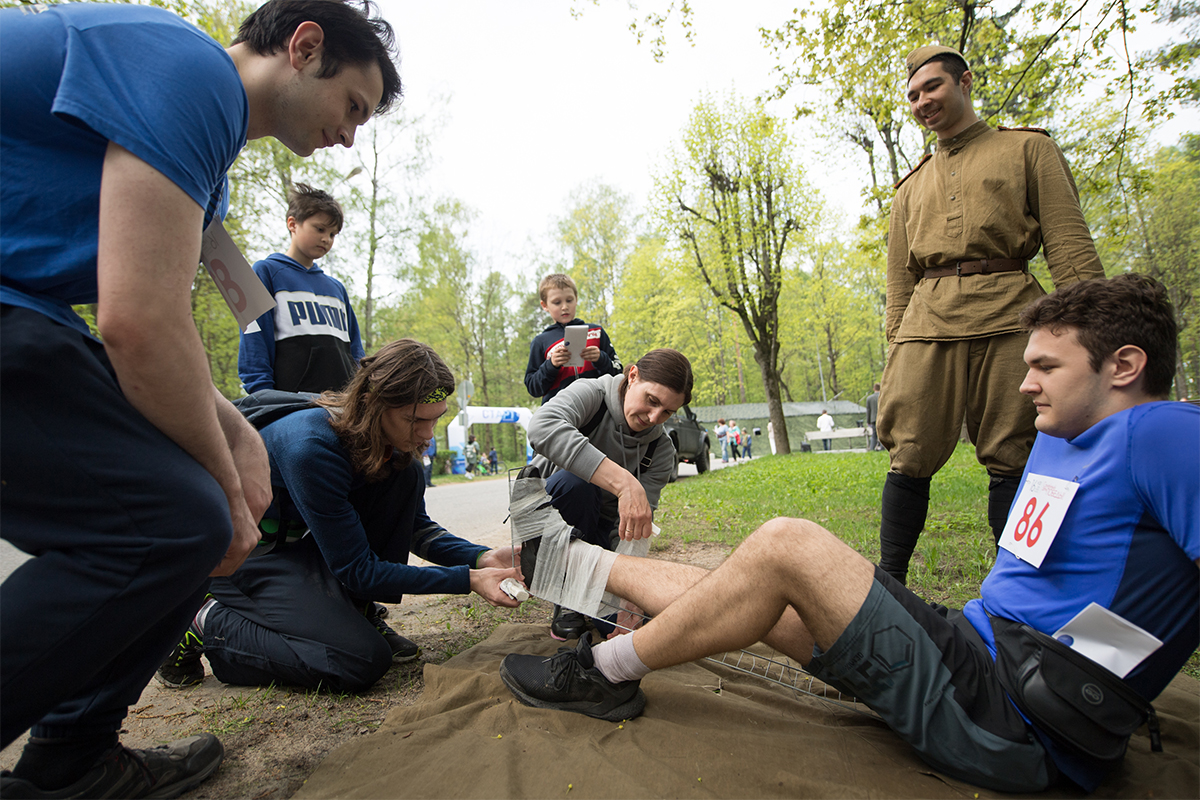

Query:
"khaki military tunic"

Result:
[[880, 121, 1104, 477]]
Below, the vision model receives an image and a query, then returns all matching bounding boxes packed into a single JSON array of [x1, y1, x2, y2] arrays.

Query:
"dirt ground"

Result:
[[0, 540, 730, 800]]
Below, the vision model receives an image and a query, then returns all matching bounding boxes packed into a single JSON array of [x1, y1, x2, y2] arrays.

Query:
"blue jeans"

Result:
[[544, 470, 616, 550]]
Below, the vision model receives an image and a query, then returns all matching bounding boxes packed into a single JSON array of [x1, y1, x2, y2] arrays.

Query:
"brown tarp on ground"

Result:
[[298, 623, 1199, 799]]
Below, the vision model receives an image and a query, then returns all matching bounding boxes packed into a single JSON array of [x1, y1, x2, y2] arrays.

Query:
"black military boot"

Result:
[[878, 472, 931, 585], [987, 473, 1023, 548]]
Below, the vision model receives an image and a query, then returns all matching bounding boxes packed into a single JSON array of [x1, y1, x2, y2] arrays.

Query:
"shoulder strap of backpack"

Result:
[[579, 402, 608, 438], [233, 389, 320, 430]]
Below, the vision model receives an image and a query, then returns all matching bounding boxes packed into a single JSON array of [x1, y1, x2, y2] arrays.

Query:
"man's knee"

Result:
[[740, 517, 832, 562]]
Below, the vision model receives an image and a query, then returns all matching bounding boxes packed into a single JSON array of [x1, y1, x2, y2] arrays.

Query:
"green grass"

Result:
[[657, 444, 1199, 680], [659, 444, 992, 607]]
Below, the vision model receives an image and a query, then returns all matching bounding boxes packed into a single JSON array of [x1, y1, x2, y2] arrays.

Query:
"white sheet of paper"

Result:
[[563, 324, 587, 367], [199, 218, 275, 332], [1053, 602, 1163, 678]]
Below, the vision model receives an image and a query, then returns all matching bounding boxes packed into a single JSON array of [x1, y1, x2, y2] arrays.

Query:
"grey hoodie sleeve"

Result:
[[528, 378, 609, 481]]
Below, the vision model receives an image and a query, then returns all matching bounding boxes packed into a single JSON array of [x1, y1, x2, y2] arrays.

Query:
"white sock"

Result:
[[194, 597, 218, 635], [592, 631, 651, 683]]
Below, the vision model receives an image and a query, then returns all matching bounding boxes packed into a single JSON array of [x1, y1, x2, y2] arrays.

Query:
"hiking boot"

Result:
[[155, 622, 204, 688], [0, 734, 224, 799], [365, 604, 419, 663], [500, 636, 646, 722], [550, 606, 588, 641]]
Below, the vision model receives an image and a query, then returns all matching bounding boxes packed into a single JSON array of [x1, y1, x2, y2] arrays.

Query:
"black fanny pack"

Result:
[[990, 615, 1161, 762]]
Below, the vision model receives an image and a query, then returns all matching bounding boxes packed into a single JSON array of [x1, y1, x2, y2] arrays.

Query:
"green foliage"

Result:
[[389, 200, 533, 463], [656, 92, 825, 451], [558, 182, 637, 327]]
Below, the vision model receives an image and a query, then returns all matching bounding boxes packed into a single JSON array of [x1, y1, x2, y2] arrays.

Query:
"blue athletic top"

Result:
[[0, 3, 247, 333], [964, 401, 1200, 788], [261, 408, 487, 601], [239, 254, 365, 394]]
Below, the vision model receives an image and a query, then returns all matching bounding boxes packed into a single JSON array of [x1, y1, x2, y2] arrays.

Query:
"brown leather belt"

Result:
[[922, 259, 1027, 279]]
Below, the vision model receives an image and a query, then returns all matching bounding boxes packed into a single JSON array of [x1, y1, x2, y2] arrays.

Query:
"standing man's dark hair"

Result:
[[234, 0, 402, 113]]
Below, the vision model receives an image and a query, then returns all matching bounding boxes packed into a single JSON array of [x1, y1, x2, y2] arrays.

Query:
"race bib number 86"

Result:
[[998, 473, 1080, 568]]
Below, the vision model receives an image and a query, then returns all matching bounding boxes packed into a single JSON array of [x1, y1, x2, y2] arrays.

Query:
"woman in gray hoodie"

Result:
[[527, 349, 693, 640]]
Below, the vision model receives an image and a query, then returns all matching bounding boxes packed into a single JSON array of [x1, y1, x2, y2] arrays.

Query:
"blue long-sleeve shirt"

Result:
[[260, 408, 486, 601]]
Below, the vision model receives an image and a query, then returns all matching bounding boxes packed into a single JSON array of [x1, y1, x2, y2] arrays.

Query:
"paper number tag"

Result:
[[199, 218, 275, 332], [998, 473, 1080, 568]]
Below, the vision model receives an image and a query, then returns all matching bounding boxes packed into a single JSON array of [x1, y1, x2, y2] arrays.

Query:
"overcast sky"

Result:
[[369, 0, 864, 285], [362, 1, 1194, 289]]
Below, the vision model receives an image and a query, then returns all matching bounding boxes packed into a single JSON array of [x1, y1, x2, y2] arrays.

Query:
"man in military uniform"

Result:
[[877, 45, 1104, 584]]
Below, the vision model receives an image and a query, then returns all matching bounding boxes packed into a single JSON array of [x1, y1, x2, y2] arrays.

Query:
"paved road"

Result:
[[0, 454, 742, 583]]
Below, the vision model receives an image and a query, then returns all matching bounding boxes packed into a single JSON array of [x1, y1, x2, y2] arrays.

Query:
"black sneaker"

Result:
[[500, 636, 645, 722], [155, 622, 204, 688], [0, 734, 224, 799], [549, 605, 588, 641], [365, 604, 420, 663]]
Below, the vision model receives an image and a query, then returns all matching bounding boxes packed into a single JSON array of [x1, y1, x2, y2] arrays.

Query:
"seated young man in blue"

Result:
[[239, 182, 365, 394], [501, 274, 1198, 793], [0, 0, 399, 796], [158, 339, 523, 693]]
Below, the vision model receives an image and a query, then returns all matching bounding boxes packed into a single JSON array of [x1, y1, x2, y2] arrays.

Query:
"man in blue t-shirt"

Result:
[[499, 274, 1197, 793], [0, 1, 400, 796]]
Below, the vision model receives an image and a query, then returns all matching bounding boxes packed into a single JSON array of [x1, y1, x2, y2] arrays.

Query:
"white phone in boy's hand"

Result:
[[563, 324, 588, 367]]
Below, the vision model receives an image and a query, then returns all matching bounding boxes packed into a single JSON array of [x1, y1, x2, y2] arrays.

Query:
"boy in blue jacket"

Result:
[[524, 273, 621, 403], [239, 183, 365, 393]]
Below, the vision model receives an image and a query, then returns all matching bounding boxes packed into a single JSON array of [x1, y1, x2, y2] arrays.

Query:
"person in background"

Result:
[[525, 273, 621, 404], [865, 383, 881, 451], [463, 435, 479, 480], [423, 437, 437, 488], [238, 182, 364, 394], [816, 409, 835, 451]]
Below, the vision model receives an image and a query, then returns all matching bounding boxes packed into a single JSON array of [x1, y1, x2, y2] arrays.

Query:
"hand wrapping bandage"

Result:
[[508, 473, 619, 618]]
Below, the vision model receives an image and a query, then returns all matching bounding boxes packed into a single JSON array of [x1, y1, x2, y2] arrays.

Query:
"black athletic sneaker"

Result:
[[0, 734, 224, 799], [365, 604, 420, 663], [550, 606, 589, 641], [500, 636, 646, 722], [155, 622, 204, 688]]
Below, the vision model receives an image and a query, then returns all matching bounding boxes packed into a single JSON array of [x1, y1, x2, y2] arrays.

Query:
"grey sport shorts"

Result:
[[806, 567, 1054, 792]]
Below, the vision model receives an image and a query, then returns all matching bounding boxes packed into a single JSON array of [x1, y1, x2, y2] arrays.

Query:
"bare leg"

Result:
[[607, 517, 874, 669]]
